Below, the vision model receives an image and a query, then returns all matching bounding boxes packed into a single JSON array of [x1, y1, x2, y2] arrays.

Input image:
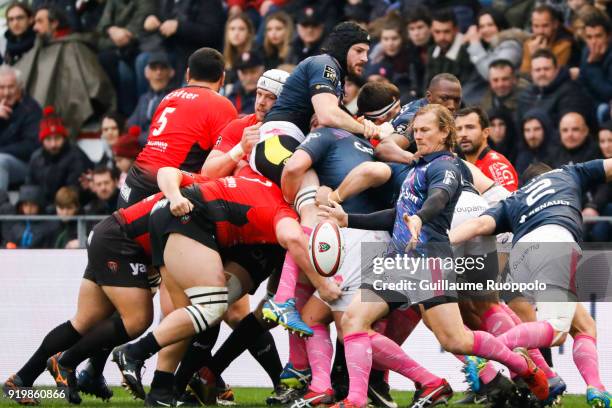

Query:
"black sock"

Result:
[[17, 321, 81, 386], [331, 339, 348, 398], [247, 331, 282, 387], [59, 314, 130, 369], [84, 348, 112, 377], [540, 347, 553, 367], [151, 370, 175, 393], [129, 332, 161, 360], [369, 368, 385, 385], [209, 313, 268, 376], [174, 325, 221, 395]]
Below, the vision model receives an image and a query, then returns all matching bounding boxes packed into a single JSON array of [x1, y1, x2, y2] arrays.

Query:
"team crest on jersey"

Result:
[[318, 242, 331, 252], [323, 65, 338, 85], [215, 135, 222, 146], [107, 261, 118, 274], [180, 214, 191, 224]]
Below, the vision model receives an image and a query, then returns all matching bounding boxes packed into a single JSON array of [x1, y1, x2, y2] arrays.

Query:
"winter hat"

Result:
[[39, 106, 68, 141], [321, 22, 370, 76], [112, 126, 142, 159]]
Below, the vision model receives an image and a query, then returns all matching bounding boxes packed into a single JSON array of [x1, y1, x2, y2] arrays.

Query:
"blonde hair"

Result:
[[223, 14, 255, 71], [263, 11, 294, 63], [412, 104, 456, 150]]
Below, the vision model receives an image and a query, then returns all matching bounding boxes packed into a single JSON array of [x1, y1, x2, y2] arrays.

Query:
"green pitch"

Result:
[[0, 387, 588, 407]]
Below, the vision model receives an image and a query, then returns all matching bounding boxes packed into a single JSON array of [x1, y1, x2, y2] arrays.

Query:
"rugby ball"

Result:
[[308, 221, 345, 277]]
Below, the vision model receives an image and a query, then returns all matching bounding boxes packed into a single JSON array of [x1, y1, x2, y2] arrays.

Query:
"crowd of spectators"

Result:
[[1, 0, 612, 248]]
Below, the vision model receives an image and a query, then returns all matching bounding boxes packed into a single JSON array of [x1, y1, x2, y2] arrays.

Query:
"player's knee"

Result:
[[183, 286, 228, 334], [369, 162, 392, 185], [224, 303, 249, 329], [122, 312, 153, 339], [437, 330, 470, 355], [341, 308, 367, 334], [571, 311, 597, 339]]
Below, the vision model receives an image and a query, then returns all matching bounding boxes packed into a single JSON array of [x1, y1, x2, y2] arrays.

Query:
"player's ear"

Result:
[[185, 68, 191, 83]]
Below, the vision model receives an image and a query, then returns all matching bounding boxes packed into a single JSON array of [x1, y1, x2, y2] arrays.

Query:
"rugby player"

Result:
[[449, 159, 612, 408]]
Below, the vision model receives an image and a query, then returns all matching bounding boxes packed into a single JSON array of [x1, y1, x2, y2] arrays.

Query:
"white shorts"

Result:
[[259, 121, 305, 143], [451, 191, 496, 257], [314, 228, 391, 312]]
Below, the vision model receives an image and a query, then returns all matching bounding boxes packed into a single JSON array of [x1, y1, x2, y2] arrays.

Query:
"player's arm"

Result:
[[202, 123, 261, 178], [157, 167, 194, 216], [275, 217, 341, 302], [311, 93, 379, 138], [320, 162, 392, 205], [375, 133, 416, 164], [281, 150, 314, 204], [448, 215, 497, 245], [604, 158, 612, 182]]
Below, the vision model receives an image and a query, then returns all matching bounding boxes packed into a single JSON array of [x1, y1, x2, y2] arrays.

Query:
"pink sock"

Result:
[[498, 321, 555, 350], [454, 354, 498, 384], [481, 304, 516, 336], [344, 332, 372, 407], [472, 331, 528, 375], [306, 324, 333, 392], [370, 333, 440, 387], [287, 283, 315, 370], [384, 307, 421, 344], [274, 227, 312, 303], [573, 334, 605, 390]]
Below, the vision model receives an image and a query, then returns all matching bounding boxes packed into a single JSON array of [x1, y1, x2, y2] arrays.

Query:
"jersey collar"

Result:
[[477, 146, 492, 161], [419, 150, 453, 163]]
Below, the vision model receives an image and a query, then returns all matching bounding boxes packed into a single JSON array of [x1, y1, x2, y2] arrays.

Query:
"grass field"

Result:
[[0, 387, 588, 407]]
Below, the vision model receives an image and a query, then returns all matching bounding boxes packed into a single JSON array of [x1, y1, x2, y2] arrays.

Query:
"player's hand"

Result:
[[241, 123, 262, 155], [108, 26, 132, 47], [318, 278, 341, 302], [403, 214, 422, 251], [160, 19, 178, 37], [378, 121, 395, 140], [0, 99, 13, 120], [144, 15, 161, 31], [315, 185, 333, 207], [318, 200, 348, 227], [169, 195, 193, 216], [362, 119, 380, 140]]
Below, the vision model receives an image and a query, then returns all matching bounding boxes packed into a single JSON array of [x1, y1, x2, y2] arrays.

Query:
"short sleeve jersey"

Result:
[[265, 55, 344, 135], [390, 97, 428, 143], [474, 147, 519, 192], [115, 171, 207, 256], [297, 127, 383, 213], [183, 176, 299, 247], [389, 151, 461, 253], [136, 86, 238, 175], [484, 160, 606, 244]]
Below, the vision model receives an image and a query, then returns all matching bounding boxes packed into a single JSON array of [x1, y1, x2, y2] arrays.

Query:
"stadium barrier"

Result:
[[0, 250, 611, 393]]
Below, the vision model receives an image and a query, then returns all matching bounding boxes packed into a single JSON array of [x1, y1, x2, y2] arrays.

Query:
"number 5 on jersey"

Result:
[[152, 107, 176, 137]]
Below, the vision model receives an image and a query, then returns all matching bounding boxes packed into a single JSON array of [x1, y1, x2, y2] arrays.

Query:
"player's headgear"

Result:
[[321, 22, 370, 74], [257, 69, 290, 97]]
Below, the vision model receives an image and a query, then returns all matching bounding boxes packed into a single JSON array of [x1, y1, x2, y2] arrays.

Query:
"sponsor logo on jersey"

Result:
[[107, 261, 119, 274], [130, 263, 147, 275], [318, 242, 331, 252], [354, 141, 374, 155], [323, 65, 338, 85], [443, 170, 456, 185], [180, 214, 191, 224]]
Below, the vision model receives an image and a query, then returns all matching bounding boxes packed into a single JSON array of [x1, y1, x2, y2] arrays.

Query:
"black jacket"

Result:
[[0, 95, 41, 162], [548, 137, 603, 169], [83, 189, 119, 215], [515, 109, 556, 174], [26, 142, 93, 206], [517, 67, 596, 130], [4, 27, 36, 65]]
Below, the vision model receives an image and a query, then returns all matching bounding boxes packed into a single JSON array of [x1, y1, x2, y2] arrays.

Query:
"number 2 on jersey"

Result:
[[152, 107, 176, 137], [525, 178, 555, 206]]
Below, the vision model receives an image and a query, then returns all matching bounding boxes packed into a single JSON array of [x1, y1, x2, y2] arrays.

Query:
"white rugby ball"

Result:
[[308, 220, 345, 277]]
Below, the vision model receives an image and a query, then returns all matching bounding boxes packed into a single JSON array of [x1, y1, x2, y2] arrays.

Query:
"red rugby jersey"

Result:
[[214, 113, 263, 179], [474, 147, 519, 192], [136, 86, 237, 175]]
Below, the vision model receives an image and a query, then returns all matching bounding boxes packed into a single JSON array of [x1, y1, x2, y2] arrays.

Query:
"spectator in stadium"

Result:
[[520, 4, 574, 74], [578, 12, 612, 124], [16, 5, 116, 136], [112, 127, 141, 188], [481, 59, 529, 118], [464, 9, 526, 81], [223, 13, 256, 83], [584, 120, 612, 241], [52, 186, 80, 249], [97, 112, 126, 170], [3, 184, 56, 248], [226, 50, 265, 116], [487, 106, 518, 162], [83, 166, 119, 215], [3, 2, 36, 65], [425, 9, 472, 86], [128, 52, 175, 146], [26, 106, 93, 208], [0, 65, 41, 193], [96, 0, 155, 116], [515, 109, 555, 174], [287, 6, 325, 65], [404, 6, 432, 95], [343, 75, 366, 115], [549, 111, 602, 168], [365, 12, 418, 102], [136, 0, 225, 91], [260, 11, 294, 70], [456, 106, 519, 191], [227, 0, 285, 30], [517, 48, 595, 130], [31, 0, 81, 32]]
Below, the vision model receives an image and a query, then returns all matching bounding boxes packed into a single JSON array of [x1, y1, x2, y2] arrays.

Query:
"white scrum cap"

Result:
[[257, 69, 290, 97]]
